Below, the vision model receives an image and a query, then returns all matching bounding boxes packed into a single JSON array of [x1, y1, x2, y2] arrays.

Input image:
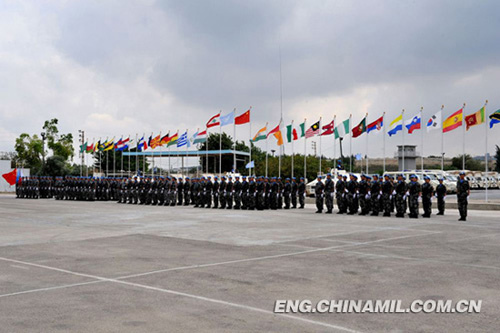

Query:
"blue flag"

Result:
[[220, 110, 235, 127], [177, 131, 190, 148]]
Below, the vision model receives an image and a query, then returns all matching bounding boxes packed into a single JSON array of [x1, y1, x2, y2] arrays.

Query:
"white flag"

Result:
[[426, 111, 442, 132]]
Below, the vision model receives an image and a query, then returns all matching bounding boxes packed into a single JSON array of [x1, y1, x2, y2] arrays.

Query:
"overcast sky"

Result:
[[1, 0, 499, 165]]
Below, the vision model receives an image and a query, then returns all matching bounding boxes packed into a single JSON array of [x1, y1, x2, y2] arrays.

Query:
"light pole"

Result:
[[78, 130, 85, 176], [41, 132, 46, 173], [271, 149, 276, 157]]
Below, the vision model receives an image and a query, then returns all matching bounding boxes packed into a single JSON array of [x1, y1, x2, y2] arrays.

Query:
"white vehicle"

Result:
[[306, 169, 357, 197]]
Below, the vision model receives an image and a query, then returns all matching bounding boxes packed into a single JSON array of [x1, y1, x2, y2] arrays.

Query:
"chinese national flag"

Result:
[[2, 168, 17, 186], [235, 109, 250, 125]]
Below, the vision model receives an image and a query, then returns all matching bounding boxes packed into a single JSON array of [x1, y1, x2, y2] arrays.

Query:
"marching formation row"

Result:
[[16, 172, 471, 220]]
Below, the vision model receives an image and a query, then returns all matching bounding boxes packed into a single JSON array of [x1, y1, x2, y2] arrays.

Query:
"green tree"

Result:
[[43, 155, 70, 176], [43, 119, 74, 160], [198, 133, 241, 173], [14, 133, 44, 173], [93, 147, 148, 176], [14, 118, 74, 175], [451, 154, 483, 171]]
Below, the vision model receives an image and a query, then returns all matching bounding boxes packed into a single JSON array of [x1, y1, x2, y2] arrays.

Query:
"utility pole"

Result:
[[78, 130, 85, 177], [41, 131, 46, 173]]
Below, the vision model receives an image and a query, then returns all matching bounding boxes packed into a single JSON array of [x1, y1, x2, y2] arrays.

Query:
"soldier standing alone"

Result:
[[457, 171, 470, 221]]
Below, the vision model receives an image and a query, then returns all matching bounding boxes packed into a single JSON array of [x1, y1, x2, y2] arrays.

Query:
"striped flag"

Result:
[[206, 112, 221, 128], [305, 121, 320, 138], [334, 118, 350, 139], [443, 108, 463, 133], [465, 106, 485, 131], [192, 130, 207, 144], [252, 126, 267, 142], [177, 131, 190, 148]]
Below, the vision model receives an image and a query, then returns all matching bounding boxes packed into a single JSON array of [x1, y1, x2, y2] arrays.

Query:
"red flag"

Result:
[[2, 168, 17, 186], [352, 118, 367, 138], [321, 120, 334, 136], [206, 112, 221, 128], [235, 109, 250, 125], [267, 124, 281, 137]]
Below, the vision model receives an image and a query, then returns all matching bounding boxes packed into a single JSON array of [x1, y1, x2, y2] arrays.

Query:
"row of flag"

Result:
[[253, 105, 500, 147], [80, 106, 500, 153]]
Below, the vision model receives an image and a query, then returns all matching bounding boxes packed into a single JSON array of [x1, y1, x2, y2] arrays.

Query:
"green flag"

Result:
[[334, 119, 350, 139], [79, 142, 87, 153], [298, 122, 305, 137]]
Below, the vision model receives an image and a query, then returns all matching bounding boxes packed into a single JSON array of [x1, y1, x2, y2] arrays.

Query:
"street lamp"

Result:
[[271, 149, 276, 157], [41, 132, 46, 170]]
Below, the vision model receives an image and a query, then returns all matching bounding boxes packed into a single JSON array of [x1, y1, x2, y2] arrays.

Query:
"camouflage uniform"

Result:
[[421, 179, 434, 218], [298, 178, 306, 209], [456, 176, 470, 221], [324, 175, 334, 213], [382, 177, 393, 217], [408, 178, 421, 218], [435, 181, 446, 215], [395, 177, 408, 218], [315, 178, 325, 213], [370, 177, 381, 216]]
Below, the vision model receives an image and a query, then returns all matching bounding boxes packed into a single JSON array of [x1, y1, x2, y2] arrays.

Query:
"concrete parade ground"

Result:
[[0, 194, 499, 332]]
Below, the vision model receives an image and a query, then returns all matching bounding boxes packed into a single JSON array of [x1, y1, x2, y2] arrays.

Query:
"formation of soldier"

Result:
[[15, 175, 307, 210], [14, 171, 470, 220], [313, 171, 467, 220]]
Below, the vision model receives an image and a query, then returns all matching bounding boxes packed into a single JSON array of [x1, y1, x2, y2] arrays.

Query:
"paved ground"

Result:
[[469, 189, 500, 202], [0, 195, 499, 332]]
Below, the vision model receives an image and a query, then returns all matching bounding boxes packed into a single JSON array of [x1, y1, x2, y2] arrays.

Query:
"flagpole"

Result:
[[440, 105, 444, 171], [265, 123, 269, 177], [462, 103, 466, 171], [233, 108, 236, 173], [177, 130, 180, 177], [159, 134, 162, 177], [113, 139, 116, 176], [420, 107, 424, 171], [142, 133, 145, 176], [383, 112, 386, 174], [319, 117, 322, 175], [120, 138, 123, 177], [484, 100, 489, 202], [349, 114, 352, 173], [106, 137, 109, 176], [219, 111, 222, 177], [205, 127, 208, 175], [278, 121, 282, 178], [365, 113, 368, 174], [152, 132, 155, 177], [135, 134, 138, 176], [291, 120, 294, 178], [184, 129, 188, 178], [402, 110, 405, 171], [333, 116, 337, 176], [249, 107, 252, 176], [303, 118, 307, 180]]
